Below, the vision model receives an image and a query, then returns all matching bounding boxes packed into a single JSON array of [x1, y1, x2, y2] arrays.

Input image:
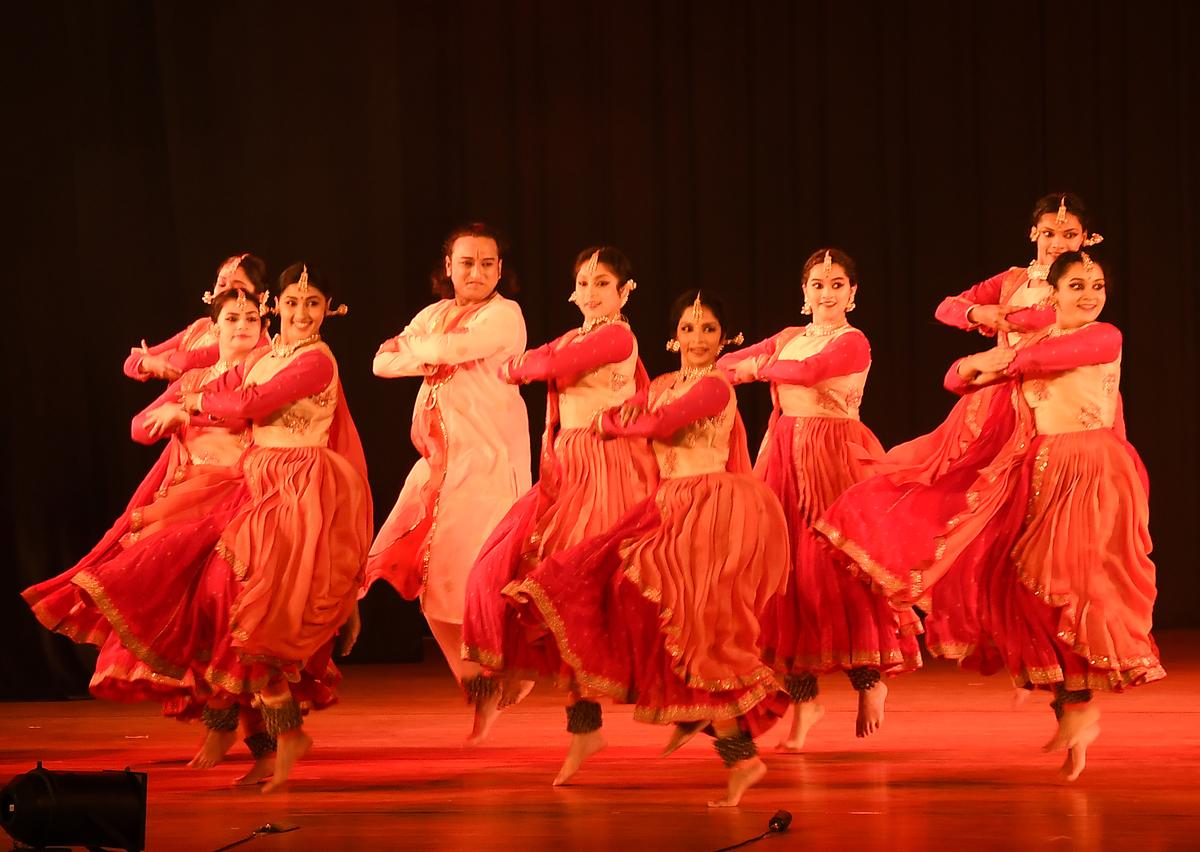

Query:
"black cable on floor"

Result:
[[713, 809, 792, 852], [212, 822, 300, 852]]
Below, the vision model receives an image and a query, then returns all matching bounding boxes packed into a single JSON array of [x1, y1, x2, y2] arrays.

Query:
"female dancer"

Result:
[[936, 250, 1162, 779], [936, 193, 1097, 338], [817, 195, 1105, 650], [182, 263, 372, 792], [365, 223, 531, 728], [508, 290, 790, 807], [462, 246, 657, 746], [24, 286, 261, 656], [719, 249, 921, 751], [22, 288, 271, 777], [124, 253, 268, 382], [881, 193, 1101, 483]]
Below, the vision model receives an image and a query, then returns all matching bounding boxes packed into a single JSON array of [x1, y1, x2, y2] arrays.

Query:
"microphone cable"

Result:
[[713, 809, 793, 851]]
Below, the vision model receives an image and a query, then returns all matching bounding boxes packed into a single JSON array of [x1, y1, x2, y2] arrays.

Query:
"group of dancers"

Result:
[[22, 193, 1163, 807]]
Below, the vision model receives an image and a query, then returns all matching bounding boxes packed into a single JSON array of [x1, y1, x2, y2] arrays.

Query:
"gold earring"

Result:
[[568, 292, 579, 304], [846, 298, 856, 312], [801, 302, 813, 315], [665, 339, 680, 353], [1029, 226, 1039, 243]]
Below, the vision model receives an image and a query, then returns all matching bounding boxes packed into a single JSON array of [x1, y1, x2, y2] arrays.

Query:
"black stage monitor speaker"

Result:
[[1, 762, 147, 851]]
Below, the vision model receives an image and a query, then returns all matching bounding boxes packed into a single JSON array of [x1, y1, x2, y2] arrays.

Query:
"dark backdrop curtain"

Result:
[[4, 0, 1197, 698]]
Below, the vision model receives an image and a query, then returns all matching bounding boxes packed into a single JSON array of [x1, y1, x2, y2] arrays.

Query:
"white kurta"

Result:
[[369, 294, 532, 624]]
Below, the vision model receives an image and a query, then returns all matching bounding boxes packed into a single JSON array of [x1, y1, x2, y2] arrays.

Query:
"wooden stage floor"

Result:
[[2, 632, 1198, 851]]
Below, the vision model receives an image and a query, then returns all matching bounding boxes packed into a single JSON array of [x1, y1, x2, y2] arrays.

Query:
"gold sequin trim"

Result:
[[215, 538, 251, 581], [1023, 443, 1051, 526], [72, 570, 187, 680], [309, 388, 337, 407], [502, 577, 631, 700], [279, 410, 312, 434], [815, 520, 909, 601]]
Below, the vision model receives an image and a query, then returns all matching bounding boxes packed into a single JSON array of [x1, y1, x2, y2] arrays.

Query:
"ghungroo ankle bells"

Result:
[[261, 698, 303, 737], [201, 704, 239, 732], [565, 700, 603, 734], [847, 667, 882, 692], [713, 732, 757, 767]]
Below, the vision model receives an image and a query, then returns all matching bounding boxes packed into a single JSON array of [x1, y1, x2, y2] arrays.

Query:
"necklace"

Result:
[[1027, 260, 1050, 281], [803, 321, 850, 337], [271, 333, 321, 358], [677, 363, 716, 382], [1047, 322, 1091, 338], [580, 314, 626, 335]]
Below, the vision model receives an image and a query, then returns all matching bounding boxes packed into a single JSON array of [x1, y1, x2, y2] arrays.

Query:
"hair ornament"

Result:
[[582, 250, 601, 278], [297, 265, 310, 294], [619, 278, 637, 307], [822, 250, 833, 276], [1083, 232, 1105, 247], [1055, 196, 1068, 225], [1081, 252, 1095, 271], [690, 292, 704, 323], [203, 253, 249, 304]]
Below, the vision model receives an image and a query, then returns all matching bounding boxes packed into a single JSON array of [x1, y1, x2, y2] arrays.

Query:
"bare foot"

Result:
[[777, 702, 824, 752], [1059, 723, 1100, 781], [552, 731, 606, 786], [708, 757, 767, 807], [1044, 703, 1101, 753], [465, 691, 503, 746], [261, 729, 312, 794], [234, 755, 275, 787], [856, 681, 888, 738], [188, 729, 237, 769], [499, 679, 535, 710], [1011, 688, 1032, 709], [662, 720, 706, 757]]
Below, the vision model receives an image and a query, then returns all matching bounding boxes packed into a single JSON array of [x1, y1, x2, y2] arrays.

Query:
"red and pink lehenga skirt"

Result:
[[506, 470, 791, 732], [820, 392, 1164, 694], [22, 458, 244, 648], [22, 459, 250, 716], [757, 416, 922, 677], [946, 429, 1164, 692], [463, 428, 657, 679], [209, 444, 372, 696]]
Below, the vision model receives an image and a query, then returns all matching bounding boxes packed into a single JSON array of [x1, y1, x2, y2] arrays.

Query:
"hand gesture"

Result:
[[139, 352, 181, 381], [967, 304, 1022, 333], [142, 402, 187, 439]]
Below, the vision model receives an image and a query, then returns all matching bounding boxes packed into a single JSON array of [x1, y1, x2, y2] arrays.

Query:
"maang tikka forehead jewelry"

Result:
[[297, 265, 310, 294], [822, 250, 833, 276], [582, 250, 601, 278], [1055, 195, 1068, 225], [690, 292, 704, 323], [1081, 252, 1095, 271], [204, 253, 248, 304]]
